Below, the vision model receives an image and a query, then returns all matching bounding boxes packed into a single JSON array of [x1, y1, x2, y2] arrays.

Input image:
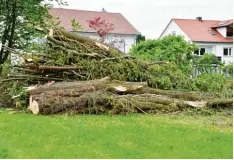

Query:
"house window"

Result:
[[194, 47, 213, 56], [200, 48, 205, 55], [223, 47, 232, 56], [171, 31, 176, 35]]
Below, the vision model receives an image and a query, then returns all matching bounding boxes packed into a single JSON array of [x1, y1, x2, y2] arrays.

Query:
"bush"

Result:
[[147, 63, 197, 91], [194, 53, 223, 74], [147, 63, 232, 98], [222, 64, 233, 77], [194, 73, 233, 97], [130, 35, 198, 74]]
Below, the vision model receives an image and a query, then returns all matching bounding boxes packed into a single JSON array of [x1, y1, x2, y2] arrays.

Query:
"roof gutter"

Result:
[[70, 30, 140, 36], [193, 41, 233, 43]]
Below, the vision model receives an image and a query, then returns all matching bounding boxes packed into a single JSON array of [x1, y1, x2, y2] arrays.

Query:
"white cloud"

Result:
[[53, 0, 233, 39]]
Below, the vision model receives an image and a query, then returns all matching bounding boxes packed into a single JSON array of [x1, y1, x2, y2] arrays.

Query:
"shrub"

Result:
[[194, 53, 223, 74], [222, 64, 233, 77], [147, 63, 197, 91], [194, 73, 233, 97], [130, 35, 198, 74]]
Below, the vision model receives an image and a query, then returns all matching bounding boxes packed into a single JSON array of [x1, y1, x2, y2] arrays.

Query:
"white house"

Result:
[[160, 17, 233, 64], [49, 8, 140, 54]]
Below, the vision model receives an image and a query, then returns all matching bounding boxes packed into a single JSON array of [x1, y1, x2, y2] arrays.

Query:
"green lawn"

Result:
[[0, 109, 232, 159]]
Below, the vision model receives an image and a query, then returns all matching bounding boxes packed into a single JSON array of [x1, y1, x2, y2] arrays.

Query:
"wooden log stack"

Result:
[[26, 77, 232, 115]]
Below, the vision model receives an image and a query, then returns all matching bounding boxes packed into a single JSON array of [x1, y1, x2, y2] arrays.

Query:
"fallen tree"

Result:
[[1, 28, 232, 115], [27, 78, 232, 115]]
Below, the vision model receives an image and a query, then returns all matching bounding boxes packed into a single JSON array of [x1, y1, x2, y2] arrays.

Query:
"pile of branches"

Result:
[[2, 29, 151, 84], [27, 77, 232, 115], [0, 29, 232, 114]]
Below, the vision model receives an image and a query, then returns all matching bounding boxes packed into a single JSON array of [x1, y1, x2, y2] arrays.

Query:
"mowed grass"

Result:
[[0, 109, 232, 159]]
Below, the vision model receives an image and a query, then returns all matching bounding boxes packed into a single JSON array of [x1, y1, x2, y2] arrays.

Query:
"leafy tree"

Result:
[[87, 17, 127, 52], [136, 34, 145, 44], [0, 0, 67, 73], [130, 35, 198, 74], [87, 16, 114, 42]]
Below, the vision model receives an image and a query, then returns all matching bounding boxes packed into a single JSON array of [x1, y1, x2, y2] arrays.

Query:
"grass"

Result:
[[0, 109, 232, 159]]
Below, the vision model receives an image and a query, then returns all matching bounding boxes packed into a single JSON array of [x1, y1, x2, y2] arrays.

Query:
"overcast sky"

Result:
[[53, 0, 233, 39]]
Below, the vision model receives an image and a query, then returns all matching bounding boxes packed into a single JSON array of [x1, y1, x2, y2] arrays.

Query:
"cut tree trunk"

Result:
[[207, 99, 233, 108], [26, 78, 233, 115], [28, 91, 212, 115], [28, 76, 111, 95], [27, 77, 147, 95], [137, 87, 215, 101]]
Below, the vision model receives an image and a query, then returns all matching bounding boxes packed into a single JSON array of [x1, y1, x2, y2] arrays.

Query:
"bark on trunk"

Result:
[[28, 91, 220, 115], [28, 76, 111, 95]]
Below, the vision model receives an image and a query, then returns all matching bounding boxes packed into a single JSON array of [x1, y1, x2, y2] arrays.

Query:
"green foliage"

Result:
[[136, 34, 145, 44], [130, 35, 232, 96], [130, 35, 198, 74], [194, 53, 223, 73], [0, 0, 67, 67], [146, 62, 232, 97], [6, 82, 25, 100], [24, 42, 47, 53], [1, 60, 11, 77], [73, 58, 148, 82], [222, 64, 233, 76], [0, 60, 28, 108], [0, 79, 27, 108], [195, 53, 222, 65], [194, 73, 233, 97], [147, 63, 197, 91], [71, 19, 83, 31]]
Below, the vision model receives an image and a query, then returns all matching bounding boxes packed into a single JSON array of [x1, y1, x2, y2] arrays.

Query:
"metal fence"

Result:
[[192, 64, 232, 77]]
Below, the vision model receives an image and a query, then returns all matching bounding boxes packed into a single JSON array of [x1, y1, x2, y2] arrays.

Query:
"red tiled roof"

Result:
[[172, 18, 233, 43], [212, 19, 233, 28], [49, 8, 140, 35]]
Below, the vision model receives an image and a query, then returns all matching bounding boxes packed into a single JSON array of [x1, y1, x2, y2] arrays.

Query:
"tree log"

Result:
[[54, 29, 123, 55], [28, 76, 111, 95], [29, 81, 147, 98], [28, 90, 213, 115], [207, 99, 233, 107], [137, 87, 215, 101], [55, 29, 97, 44]]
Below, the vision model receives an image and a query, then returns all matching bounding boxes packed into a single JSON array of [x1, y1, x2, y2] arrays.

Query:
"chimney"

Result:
[[101, 8, 106, 12], [196, 17, 202, 21]]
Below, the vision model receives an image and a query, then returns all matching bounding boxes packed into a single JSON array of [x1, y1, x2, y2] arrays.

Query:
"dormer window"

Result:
[[226, 26, 233, 37]]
